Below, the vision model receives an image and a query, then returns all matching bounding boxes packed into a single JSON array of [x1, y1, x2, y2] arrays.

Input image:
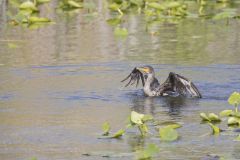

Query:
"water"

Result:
[[1, 1, 240, 159]]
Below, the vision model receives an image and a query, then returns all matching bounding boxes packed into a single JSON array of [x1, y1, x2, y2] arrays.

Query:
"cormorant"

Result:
[[121, 66, 202, 98]]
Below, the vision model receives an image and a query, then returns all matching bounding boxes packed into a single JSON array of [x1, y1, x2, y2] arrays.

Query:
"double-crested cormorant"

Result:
[[121, 66, 202, 98]]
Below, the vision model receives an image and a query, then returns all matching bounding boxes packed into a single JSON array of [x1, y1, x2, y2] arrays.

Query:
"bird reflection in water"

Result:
[[130, 93, 199, 117]]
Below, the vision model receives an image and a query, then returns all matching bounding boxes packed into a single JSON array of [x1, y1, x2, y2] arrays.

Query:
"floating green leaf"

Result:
[[213, 11, 236, 20], [130, 0, 143, 6], [233, 112, 240, 118], [102, 122, 110, 136], [159, 126, 178, 141], [108, 3, 120, 11], [67, 0, 83, 8], [19, 1, 38, 11], [137, 143, 159, 160], [200, 112, 210, 121], [28, 16, 51, 23], [166, 123, 182, 129], [37, 0, 50, 4], [164, 1, 181, 9], [147, 2, 164, 10], [208, 113, 221, 122], [220, 110, 233, 117], [208, 123, 220, 135], [130, 111, 144, 125], [228, 92, 240, 106], [111, 129, 125, 138], [155, 121, 183, 127], [227, 117, 240, 125]]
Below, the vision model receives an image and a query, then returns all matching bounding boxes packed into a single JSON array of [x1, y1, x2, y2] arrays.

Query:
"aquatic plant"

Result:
[[200, 112, 221, 122], [106, 0, 240, 36], [136, 143, 160, 160], [102, 122, 110, 136], [228, 92, 240, 113], [159, 125, 179, 141], [207, 122, 220, 135], [8, 0, 52, 27], [200, 91, 240, 137], [100, 122, 125, 138], [129, 111, 152, 136], [58, 0, 83, 10], [100, 111, 180, 141], [7, 0, 240, 33], [99, 111, 180, 159]]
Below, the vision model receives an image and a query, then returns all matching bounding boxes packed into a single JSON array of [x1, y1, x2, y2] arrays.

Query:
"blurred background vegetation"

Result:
[[3, 0, 240, 33]]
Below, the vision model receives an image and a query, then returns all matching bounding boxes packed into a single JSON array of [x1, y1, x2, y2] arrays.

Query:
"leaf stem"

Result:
[[235, 104, 238, 113]]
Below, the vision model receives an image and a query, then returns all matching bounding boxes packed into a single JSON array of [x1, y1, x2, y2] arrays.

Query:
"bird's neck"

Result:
[[143, 74, 156, 96], [145, 74, 155, 86]]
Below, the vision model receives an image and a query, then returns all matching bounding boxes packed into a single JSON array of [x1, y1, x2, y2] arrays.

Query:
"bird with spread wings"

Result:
[[121, 66, 202, 98]]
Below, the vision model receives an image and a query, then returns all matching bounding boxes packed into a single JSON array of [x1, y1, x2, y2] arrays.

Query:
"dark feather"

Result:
[[121, 68, 145, 87], [160, 72, 201, 98]]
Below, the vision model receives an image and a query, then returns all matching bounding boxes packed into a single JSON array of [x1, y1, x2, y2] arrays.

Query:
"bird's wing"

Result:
[[121, 68, 145, 87], [150, 77, 160, 91], [159, 72, 202, 98]]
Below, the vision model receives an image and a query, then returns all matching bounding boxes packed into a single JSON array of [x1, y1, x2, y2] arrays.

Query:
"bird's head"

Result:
[[136, 66, 155, 75]]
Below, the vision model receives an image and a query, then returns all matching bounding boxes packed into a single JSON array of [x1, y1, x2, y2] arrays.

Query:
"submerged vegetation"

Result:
[[91, 92, 240, 159]]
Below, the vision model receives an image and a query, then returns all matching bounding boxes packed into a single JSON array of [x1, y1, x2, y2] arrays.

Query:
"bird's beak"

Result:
[[136, 67, 149, 73]]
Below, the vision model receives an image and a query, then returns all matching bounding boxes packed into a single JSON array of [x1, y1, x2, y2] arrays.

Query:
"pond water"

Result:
[[1, 1, 240, 160]]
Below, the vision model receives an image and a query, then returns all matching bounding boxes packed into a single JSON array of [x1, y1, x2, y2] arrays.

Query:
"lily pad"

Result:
[[37, 0, 51, 4], [228, 92, 240, 106], [137, 143, 159, 159], [67, 0, 83, 8], [227, 117, 240, 125], [166, 123, 182, 129], [155, 121, 183, 127], [147, 2, 164, 10], [220, 110, 233, 117], [213, 11, 236, 20], [208, 113, 221, 122], [159, 126, 178, 141], [200, 112, 210, 121], [102, 122, 110, 136], [19, 1, 38, 11], [111, 129, 125, 138], [28, 16, 51, 23], [108, 3, 121, 11], [130, 111, 144, 125], [233, 112, 240, 118]]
